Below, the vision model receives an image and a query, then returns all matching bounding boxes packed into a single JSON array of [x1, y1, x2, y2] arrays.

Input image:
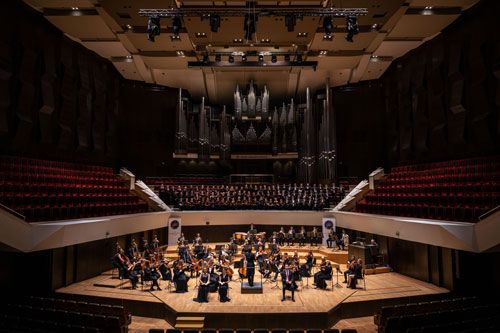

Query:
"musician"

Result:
[[347, 259, 363, 289], [158, 254, 172, 281], [207, 259, 220, 292], [270, 238, 279, 255], [287, 226, 295, 246], [310, 227, 319, 247], [327, 229, 336, 248], [124, 258, 139, 289], [300, 250, 315, 277], [337, 229, 348, 250], [173, 260, 190, 293], [142, 239, 153, 258], [128, 239, 140, 261], [245, 249, 256, 286], [278, 227, 286, 246], [269, 232, 278, 245], [194, 233, 203, 246], [112, 247, 126, 280], [218, 267, 231, 302], [248, 223, 257, 233], [257, 246, 265, 273], [281, 264, 296, 302], [271, 249, 282, 282], [194, 267, 209, 303], [298, 226, 306, 247], [343, 255, 356, 283], [314, 257, 332, 289], [144, 261, 162, 291], [177, 233, 186, 246], [152, 234, 161, 254]]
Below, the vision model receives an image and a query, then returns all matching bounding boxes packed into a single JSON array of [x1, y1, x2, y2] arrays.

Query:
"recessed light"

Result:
[[322, 35, 333, 41], [319, 50, 328, 56], [176, 50, 185, 57], [260, 38, 271, 43], [233, 38, 243, 43], [171, 35, 181, 42], [196, 32, 207, 38], [297, 32, 308, 38], [126, 24, 132, 29], [425, 6, 433, 9], [126, 55, 132, 59], [371, 23, 379, 30]]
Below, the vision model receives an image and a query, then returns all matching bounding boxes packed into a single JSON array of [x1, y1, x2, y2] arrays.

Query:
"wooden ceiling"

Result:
[[24, 0, 479, 105]]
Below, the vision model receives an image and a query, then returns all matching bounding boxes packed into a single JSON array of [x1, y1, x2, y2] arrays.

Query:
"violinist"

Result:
[[298, 226, 306, 247], [300, 250, 315, 277], [343, 255, 356, 283], [271, 249, 283, 282], [313, 257, 332, 289], [177, 233, 186, 246], [347, 259, 363, 289], [144, 261, 162, 291], [311, 227, 319, 247], [112, 247, 126, 280], [158, 253, 172, 281], [218, 267, 231, 302], [173, 260, 190, 293], [257, 246, 265, 273], [128, 239, 140, 261], [193, 267, 209, 303], [124, 255, 140, 289]]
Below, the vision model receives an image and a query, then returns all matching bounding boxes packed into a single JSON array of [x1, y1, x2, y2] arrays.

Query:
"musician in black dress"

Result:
[[347, 259, 363, 289], [313, 257, 332, 289], [245, 249, 256, 286], [144, 261, 162, 291], [300, 250, 315, 277], [112, 248, 126, 280], [218, 268, 231, 302], [281, 264, 296, 302], [194, 267, 210, 303], [173, 260, 190, 293]]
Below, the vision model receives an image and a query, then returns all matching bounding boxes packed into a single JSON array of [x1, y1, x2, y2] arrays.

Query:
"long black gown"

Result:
[[194, 273, 209, 302], [173, 267, 189, 293], [314, 264, 332, 289], [218, 273, 230, 302]]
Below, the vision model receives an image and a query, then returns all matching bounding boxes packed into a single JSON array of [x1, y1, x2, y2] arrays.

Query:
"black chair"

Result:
[[149, 329, 164, 333], [201, 329, 216, 333], [85, 328, 100, 333], [219, 329, 234, 333], [324, 330, 339, 333], [184, 330, 198, 333], [271, 329, 287, 333], [254, 328, 269, 333], [166, 329, 181, 333], [307, 329, 323, 333], [341, 330, 356, 333], [236, 329, 252, 333]]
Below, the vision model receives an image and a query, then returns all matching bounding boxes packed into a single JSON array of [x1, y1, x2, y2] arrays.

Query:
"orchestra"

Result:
[[110, 226, 351, 303]]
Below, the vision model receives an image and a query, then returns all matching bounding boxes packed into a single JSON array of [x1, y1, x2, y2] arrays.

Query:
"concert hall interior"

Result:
[[1, 0, 500, 332]]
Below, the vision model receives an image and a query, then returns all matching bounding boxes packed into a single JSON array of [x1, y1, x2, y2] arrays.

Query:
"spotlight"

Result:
[[271, 55, 277, 63], [285, 15, 296, 32], [203, 54, 209, 63], [242, 54, 247, 62], [215, 54, 221, 62], [228, 55, 234, 63], [284, 54, 290, 62], [210, 15, 220, 32], [323, 16, 333, 35], [345, 16, 359, 42], [297, 54, 303, 63], [172, 16, 182, 35], [147, 16, 161, 42], [244, 13, 256, 40], [258, 54, 264, 62]]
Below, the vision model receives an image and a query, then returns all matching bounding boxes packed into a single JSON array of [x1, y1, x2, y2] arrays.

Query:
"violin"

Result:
[[239, 258, 247, 277]]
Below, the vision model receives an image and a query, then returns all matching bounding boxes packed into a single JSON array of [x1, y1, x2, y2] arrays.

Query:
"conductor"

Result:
[[245, 249, 256, 286]]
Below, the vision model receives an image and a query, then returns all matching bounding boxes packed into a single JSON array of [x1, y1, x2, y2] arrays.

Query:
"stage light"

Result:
[[147, 16, 161, 42], [215, 54, 221, 62], [258, 54, 264, 62], [323, 16, 333, 35], [242, 54, 247, 62], [244, 13, 256, 40], [228, 55, 234, 63], [322, 35, 333, 42], [271, 55, 277, 63], [172, 16, 182, 35], [285, 15, 296, 32], [284, 54, 290, 62], [210, 15, 220, 32], [297, 32, 308, 38], [345, 16, 359, 42]]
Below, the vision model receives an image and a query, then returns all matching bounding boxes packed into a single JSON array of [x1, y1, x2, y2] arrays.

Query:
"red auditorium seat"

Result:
[[355, 156, 500, 223], [0, 156, 149, 222]]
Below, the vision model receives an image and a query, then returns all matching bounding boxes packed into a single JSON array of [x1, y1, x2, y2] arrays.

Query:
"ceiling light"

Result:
[[147, 16, 161, 42], [126, 55, 132, 59], [271, 55, 277, 63], [258, 54, 264, 62], [233, 38, 243, 43], [228, 55, 234, 63], [285, 14, 296, 32], [425, 6, 433, 9], [172, 16, 182, 35], [345, 16, 359, 43], [126, 24, 132, 30], [170, 35, 181, 42], [196, 32, 207, 38], [371, 23, 379, 30], [319, 50, 328, 56], [215, 54, 221, 62], [260, 38, 271, 43], [323, 16, 333, 35], [176, 50, 185, 57], [244, 13, 257, 40], [210, 15, 220, 32], [322, 35, 333, 42], [297, 32, 308, 38]]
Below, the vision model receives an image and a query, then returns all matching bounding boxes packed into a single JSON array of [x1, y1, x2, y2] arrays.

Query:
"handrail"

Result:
[[478, 205, 500, 221], [0, 203, 26, 221]]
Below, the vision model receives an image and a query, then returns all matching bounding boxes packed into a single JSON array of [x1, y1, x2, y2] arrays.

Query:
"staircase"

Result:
[[175, 316, 205, 329]]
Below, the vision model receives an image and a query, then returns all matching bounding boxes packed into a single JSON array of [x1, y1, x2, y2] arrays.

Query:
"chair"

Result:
[[201, 329, 217, 333], [254, 329, 269, 333], [307, 329, 323, 333], [236, 329, 252, 333], [341, 330, 356, 333], [271, 329, 287, 333], [324, 330, 339, 333], [149, 330, 164, 333], [289, 329, 304, 333], [166, 329, 181, 333], [219, 329, 234, 333]]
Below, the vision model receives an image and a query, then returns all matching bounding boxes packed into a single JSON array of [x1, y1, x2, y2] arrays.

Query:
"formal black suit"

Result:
[[281, 269, 296, 301], [245, 251, 256, 286]]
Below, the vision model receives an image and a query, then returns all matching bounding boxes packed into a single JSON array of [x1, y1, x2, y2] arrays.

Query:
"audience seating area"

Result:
[[0, 295, 131, 333], [355, 156, 500, 222], [0, 156, 149, 222], [159, 184, 345, 211], [149, 329, 357, 333], [146, 176, 225, 189], [374, 296, 499, 333]]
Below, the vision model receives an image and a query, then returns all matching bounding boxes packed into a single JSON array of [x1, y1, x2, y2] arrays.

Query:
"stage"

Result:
[[56, 243, 449, 329]]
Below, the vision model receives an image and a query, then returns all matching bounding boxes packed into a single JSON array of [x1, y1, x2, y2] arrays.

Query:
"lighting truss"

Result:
[[138, 8, 368, 18]]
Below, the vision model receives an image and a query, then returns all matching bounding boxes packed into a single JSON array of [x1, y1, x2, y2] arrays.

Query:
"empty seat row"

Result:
[[152, 329, 356, 333], [391, 155, 500, 173], [0, 155, 113, 174]]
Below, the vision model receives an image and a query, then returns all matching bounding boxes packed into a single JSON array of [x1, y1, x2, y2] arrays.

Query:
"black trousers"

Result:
[[282, 283, 295, 299], [247, 267, 255, 286], [327, 239, 334, 248], [298, 237, 305, 246]]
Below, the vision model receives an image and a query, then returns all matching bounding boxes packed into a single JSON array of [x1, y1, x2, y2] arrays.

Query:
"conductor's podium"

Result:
[[241, 282, 263, 294]]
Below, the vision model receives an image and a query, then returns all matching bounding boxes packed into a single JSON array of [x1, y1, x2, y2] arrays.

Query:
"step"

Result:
[[175, 323, 204, 329], [176, 317, 205, 322]]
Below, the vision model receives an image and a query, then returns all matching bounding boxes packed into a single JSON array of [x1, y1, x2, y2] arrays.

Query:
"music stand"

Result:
[[317, 232, 324, 249], [306, 232, 312, 248], [271, 271, 281, 290], [333, 263, 342, 288]]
